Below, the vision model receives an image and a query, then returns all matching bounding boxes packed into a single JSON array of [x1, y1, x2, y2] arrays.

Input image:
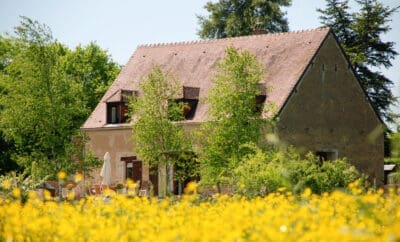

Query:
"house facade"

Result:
[[81, 28, 384, 193]]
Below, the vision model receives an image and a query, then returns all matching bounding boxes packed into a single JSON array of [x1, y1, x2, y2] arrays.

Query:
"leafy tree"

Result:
[[0, 17, 120, 178], [173, 152, 200, 195], [197, 0, 291, 39], [0, 36, 19, 174], [389, 129, 400, 162], [129, 67, 189, 197], [0, 131, 19, 175], [63, 42, 120, 111], [0, 17, 87, 178], [318, 0, 399, 122], [198, 47, 267, 189]]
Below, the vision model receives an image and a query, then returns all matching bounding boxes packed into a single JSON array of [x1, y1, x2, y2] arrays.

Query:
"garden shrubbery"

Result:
[[234, 145, 362, 198]]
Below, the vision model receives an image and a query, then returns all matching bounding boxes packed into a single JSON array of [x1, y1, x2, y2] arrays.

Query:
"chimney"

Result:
[[252, 22, 268, 35]]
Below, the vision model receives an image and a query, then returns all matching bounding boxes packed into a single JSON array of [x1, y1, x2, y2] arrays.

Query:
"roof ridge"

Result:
[[137, 27, 330, 49]]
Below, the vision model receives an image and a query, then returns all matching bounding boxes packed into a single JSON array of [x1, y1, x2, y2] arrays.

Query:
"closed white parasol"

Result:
[[100, 152, 111, 189]]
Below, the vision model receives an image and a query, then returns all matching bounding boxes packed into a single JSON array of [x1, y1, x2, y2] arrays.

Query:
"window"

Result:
[[174, 86, 200, 120], [255, 95, 266, 113], [106, 89, 133, 124], [175, 98, 198, 120], [255, 83, 267, 113], [316, 149, 338, 163], [106, 102, 128, 124]]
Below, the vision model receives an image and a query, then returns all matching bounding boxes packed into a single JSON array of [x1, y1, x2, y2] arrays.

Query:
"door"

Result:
[[122, 156, 142, 185]]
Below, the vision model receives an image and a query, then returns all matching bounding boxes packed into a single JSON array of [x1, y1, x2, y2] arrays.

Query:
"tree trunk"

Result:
[[158, 163, 167, 198]]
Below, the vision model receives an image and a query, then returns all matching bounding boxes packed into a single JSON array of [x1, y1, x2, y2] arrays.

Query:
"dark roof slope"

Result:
[[82, 28, 330, 129]]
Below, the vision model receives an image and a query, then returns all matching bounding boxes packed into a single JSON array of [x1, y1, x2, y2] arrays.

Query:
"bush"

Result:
[[233, 145, 289, 198], [233, 145, 362, 198], [0, 171, 43, 203], [388, 172, 400, 184]]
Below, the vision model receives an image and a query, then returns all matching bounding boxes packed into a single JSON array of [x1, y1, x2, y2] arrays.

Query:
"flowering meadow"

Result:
[[0, 183, 400, 242]]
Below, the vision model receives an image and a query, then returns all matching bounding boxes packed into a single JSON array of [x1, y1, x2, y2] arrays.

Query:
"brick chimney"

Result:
[[253, 22, 268, 35]]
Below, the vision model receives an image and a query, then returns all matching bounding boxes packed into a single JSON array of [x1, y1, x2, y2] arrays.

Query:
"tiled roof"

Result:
[[82, 28, 330, 129]]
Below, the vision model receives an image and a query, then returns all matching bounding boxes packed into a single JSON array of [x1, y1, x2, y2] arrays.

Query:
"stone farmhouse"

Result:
[[81, 27, 383, 194]]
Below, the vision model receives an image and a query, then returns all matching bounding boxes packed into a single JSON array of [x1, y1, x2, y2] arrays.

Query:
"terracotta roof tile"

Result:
[[82, 28, 330, 129]]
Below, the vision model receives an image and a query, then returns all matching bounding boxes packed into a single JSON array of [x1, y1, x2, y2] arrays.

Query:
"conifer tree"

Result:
[[318, 0, 399, 122], [197, 0, 291, 39]]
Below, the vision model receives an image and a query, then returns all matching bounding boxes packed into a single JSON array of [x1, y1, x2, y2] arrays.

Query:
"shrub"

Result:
[[233, 146, 362, 197], [233, 145, 289, 198], [0, 171, 43, 203], [388, 172, 400, 184]]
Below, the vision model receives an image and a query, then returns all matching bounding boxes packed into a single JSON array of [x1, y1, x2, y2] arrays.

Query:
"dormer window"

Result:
[[255, 83, 267, 113], [175, 86, 200, 120], [106, 89, 134, 124], [255, 95, 266, 113], [178, 98, 198, 120], [107, 102, 127, 124]]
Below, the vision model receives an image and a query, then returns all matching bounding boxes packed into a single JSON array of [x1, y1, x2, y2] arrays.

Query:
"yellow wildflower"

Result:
[[67, 192, 75, 201], [57, 171, 67, 180], [12, 188, 21, 198], [184, 181, 197, 194], [1, 180, 11, 190], [74, 173, 83, 183], [43, 189, 52, 200], [301, 188, 312, 198]]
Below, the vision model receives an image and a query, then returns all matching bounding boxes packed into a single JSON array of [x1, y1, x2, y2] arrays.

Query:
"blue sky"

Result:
[[1, 0, 399, 116]]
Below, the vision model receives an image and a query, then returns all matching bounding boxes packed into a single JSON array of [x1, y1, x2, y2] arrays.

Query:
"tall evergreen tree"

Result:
[[318, 0, 399, 122], [318, 0, 355, 50], [197, 0, 291, 39]]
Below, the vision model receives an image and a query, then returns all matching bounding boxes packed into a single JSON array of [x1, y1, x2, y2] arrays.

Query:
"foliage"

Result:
[[0, 35, 20, 174], [389, 130, 400, 159], [234, 145, 362, 198], [1, 185, 400, 241], [64, 132, 102, 178], [0, 17, 118, 177], [0, 17, 88, 178], [0, 171, 44, 203], [198, 47, 267, 187], [173, 152, 200, 183], [129, 67, 189, 197], [233, 143, 289, 198], [387, 130, 400, 184], [197, 0, 291, 39], [0, 130, 19, 175], [318, 0, 399, 122], [63, 42, 121, 111], [388, 172, 400, 184]]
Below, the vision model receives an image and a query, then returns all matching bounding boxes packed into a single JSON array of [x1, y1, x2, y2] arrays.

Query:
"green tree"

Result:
[[197, 0, 291, 39], [0, 17, 87, 179], [130, 67, 189, 197], [318, 0, 399, 122], [63, 42, 120, 111], [0, 36, 19, 174], [0, 17, 120, 177], [198, 47, 267, 189]]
